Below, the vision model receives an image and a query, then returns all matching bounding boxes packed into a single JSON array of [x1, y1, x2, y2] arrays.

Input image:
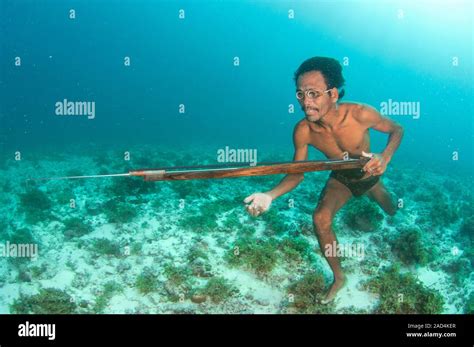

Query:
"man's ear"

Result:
[[329, 88, 339, 102]]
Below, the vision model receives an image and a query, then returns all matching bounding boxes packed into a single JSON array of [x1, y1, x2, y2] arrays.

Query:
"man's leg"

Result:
[[313, 177, 353, 303], [366, 179, 397, 216]]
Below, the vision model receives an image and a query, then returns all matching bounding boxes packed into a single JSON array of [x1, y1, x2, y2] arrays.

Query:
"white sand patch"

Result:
[[202, 235, 226, 258], [335, 271, 377, 312], [416, 267, 460, 313], [223, 268, 284, 313], [108, 290, 141, 313], [83, 223, 116, 240], [39, 269, 75, 289], [417, 267, 446, 288], [155, 235, 192, 260], [0, 283, 22, 313], [143, 214, 165, 231]]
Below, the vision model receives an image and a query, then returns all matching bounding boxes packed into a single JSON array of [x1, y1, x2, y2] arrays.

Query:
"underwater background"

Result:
[[0, 0, 472, 314]]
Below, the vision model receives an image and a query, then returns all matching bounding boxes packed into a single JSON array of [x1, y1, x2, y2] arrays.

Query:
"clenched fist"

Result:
[[243, 192, 273, 217]]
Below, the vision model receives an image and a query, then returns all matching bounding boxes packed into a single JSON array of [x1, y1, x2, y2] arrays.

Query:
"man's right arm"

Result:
[[265, 122, 308, 200]]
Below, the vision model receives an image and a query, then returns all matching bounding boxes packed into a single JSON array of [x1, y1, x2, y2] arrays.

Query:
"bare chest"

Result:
[[308, 120, 370, 158]]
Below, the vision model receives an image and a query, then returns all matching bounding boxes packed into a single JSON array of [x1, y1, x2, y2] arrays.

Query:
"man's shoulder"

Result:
[[293, 118, 311, 143], [294, 118, 310, 134], [339, 102, 365, 113], [339, 102, 377, 121], [340, 101, 379, 111]]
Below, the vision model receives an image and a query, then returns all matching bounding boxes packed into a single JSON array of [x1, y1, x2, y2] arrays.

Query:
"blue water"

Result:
[[0, 0, 472, 314], [2, 1, 472, 169]]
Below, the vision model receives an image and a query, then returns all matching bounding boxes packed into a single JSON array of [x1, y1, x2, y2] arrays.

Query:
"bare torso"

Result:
[[297, 102, 371, 159]]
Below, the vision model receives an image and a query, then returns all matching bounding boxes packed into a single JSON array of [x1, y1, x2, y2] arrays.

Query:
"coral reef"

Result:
[[428, 195, 460, 227], [441, 257, 471, 285], [102, 198, 139, 224], [187, 245, 213, 278], [260, 208, 291, 235], [93, 281, 123, 313], [3, 146, 471, 314], [163, 263, 194, 302], [107, 177, 156, 198], [226, 236, 279, 276], [277, 235, 314, 265], [8, 227, 36, 245], [10, 288, 77, 314], [62, 217, 93, 239], [135, 267, 158, 294], [198, 277, 238, 304], [178, 198, 240, 233], [465, 291, 474, 314], [19, 188, 53, 224], [341, 197, 383, 232], [91, 238, 122, 257], [389, 226, 431, 265], [363, 265, 444, 314], [459, 216, 473, 242], [283, 272, 334, 313]]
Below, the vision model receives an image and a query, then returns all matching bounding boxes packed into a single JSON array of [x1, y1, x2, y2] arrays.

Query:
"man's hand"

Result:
[[361, 151, 388, 177], [243, 192, 273, 217]]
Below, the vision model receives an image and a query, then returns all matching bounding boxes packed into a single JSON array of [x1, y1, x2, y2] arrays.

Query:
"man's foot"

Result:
[[321, 276, 347, 305]]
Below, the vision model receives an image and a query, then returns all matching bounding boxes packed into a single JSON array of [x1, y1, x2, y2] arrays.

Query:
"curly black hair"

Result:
[[293, 57, 345, 99]]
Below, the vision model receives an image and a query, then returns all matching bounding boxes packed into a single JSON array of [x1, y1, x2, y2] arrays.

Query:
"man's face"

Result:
[[296, 71, 335, 122]]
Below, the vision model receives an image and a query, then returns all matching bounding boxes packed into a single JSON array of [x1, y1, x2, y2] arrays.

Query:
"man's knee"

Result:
[[313, 209, 333, 235], [368, 188, 397, 217], [382, 192, 398, 216]]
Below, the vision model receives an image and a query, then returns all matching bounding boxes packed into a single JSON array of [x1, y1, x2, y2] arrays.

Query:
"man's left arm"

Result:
[[355, 105, 404, 176]]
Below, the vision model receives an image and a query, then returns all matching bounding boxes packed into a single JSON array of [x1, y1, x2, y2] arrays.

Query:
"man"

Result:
[[244, 57, 404, 304]]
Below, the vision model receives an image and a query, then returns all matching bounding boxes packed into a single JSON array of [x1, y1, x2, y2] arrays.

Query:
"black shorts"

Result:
[[329, 168, 380, 197]]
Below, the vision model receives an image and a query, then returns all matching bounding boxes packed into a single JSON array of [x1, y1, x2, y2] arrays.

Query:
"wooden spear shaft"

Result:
[[130, 157, 370, 181]]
